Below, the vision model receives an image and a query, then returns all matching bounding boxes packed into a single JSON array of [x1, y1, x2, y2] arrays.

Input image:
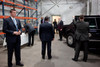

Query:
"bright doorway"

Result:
[[52, 16, 61, 23], [52, 15, 61, 34]]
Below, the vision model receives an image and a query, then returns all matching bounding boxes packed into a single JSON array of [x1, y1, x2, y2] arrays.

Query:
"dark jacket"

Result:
[[24, 23, 35, 34], [41, 19, 44, 24], [58, 20, 63, 30], [53, 21, 57, 28], [39, 22, 54, 41], [74, 21, 89, 41], [3, 17, 22, 43]]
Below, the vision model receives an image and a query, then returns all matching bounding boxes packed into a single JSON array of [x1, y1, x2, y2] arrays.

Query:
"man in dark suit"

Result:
[[39, 16, 54, 60], [24, 20, 35, 46], [3, 9, 24, 67], [58, 18, 63, 41], [72, 15, 89, 62], [53, 19, 58, 33], [41, 17, 44, 24]]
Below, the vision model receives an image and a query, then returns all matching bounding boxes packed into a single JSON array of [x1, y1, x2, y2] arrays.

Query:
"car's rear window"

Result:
[[96, 18, 100, 29], [85, 18, 97, 29]]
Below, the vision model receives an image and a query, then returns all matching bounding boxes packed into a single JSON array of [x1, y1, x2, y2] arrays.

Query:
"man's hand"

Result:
[[60, 29, 62, 31], [18, 30, 21, 35], [13, 30, 21, 35], [52, 38, 54, 41], [13, 31, 19, 35]]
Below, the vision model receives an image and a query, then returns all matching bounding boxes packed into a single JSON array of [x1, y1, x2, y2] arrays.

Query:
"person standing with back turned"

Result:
[[72, 15, 89, 62], [39, 16, 54, 60], [53, 19, 58, 33]]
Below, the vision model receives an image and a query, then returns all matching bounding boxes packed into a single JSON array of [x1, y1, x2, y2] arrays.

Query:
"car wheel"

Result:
[[67, 33, 74, 47]]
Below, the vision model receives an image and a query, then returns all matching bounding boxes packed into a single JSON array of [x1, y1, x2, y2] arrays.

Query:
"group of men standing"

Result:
[[40, 15, 89, 62], [41, 17, 64, 41], [3, 8, 89, 67], [3, 8, 64, 67]]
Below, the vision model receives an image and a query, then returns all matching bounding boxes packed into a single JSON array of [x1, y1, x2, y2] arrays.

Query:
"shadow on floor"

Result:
[[87, 59, 100, 63], [52, 55, 59, 59], [34, 60, 55, 67]]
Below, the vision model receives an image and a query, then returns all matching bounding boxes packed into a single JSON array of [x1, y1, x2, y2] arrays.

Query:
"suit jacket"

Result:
[[39, 22, 54, 41], [58, 20, 63, 30], [3, 17, 22, 43], [53, 21, 57, 28], [41, 19, 44, 24], [74, 21, 89, 41], [24, 23, 35, 34]]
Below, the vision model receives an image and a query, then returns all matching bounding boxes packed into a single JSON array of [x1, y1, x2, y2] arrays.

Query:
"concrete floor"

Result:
[[0, 34, 100, 67]]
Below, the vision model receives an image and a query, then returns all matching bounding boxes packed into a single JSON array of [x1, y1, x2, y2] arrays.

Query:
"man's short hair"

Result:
[[45, 16, 49, 21], [79, 15, 84, 19], [10, 9, 16, 13]]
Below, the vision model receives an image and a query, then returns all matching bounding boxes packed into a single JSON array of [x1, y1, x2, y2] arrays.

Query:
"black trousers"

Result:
[[59, 30, 62, 40], [74, 41, 88, 61], [41, 41, 51, 58], [28, 31, 35, 46], [7, 39, 21, 66]]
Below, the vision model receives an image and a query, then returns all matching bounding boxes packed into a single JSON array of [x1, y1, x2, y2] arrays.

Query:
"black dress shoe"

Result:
[[42, 56, 45, 59], [59, 39, 62, 41], [48, 56, 52, 60], [83, 59, 87, 62], [27, 45, 30, 47], [16, 63, 24, 66], [31, 44, 33, 46], [8, 66, 12, 67], [8, 64, 13, 67], [72, 58, 78, 61]]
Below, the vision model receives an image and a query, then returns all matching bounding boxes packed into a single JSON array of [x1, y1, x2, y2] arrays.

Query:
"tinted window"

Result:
[[96, 18, 100, 29], [84, 18, 97, 29]]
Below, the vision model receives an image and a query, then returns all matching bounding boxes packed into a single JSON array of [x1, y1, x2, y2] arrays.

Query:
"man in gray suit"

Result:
[[72, 15, 89, 62], [24, 20, 35, 46]]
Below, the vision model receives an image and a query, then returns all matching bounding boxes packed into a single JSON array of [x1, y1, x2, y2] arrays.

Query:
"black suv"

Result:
[[62, 15, 100, 48]]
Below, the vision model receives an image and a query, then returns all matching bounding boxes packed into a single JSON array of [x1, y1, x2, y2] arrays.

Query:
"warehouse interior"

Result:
[[0, 0, 100, 67]]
